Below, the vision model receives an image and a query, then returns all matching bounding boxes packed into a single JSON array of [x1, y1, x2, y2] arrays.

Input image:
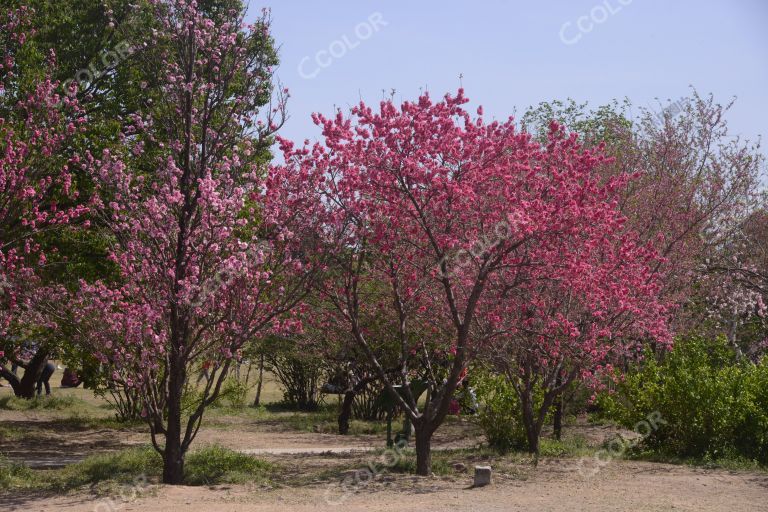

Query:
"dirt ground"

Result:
[[1, 380, 767, 511], [8, 459, 768, 512]]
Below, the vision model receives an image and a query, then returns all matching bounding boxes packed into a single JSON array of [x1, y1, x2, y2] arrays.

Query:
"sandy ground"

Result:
[[5, 459, 767, 512], [2, 378, 767, 511]]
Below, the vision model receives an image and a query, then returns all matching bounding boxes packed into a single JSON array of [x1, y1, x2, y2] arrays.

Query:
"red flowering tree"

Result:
[[279, 90, 668, 474], [75, 1, 323, 484], [478, 125, 671, 451], [523, 94, 763, 334], [0, 6, 89, 396]]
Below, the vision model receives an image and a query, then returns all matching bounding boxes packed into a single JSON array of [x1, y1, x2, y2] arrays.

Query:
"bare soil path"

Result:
[[7, 459, 767, 511]]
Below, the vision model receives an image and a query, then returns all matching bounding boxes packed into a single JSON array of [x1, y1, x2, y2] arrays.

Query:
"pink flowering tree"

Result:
[[477, 125, 671, 452], [523, 94, 763, 333], [279, 90, 667, 474], [704, 205, 768, 358], [519, 94, 763, 436], [0, 6, 89, 396], [75, 1, 322, 484]]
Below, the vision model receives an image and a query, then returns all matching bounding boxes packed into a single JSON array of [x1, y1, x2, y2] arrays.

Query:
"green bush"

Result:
[[209, 377, 249, 409], [55, 446, 161, 489], [0, 455, 35, 490], [184, 445, 272, 485], [473, 372, 528, 453], [597, 336, 768, 464], [1, 445, 273, 491]]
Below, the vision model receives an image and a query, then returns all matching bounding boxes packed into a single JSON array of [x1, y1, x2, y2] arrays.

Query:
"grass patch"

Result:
[[52, 413, 145, 430], [204, 402, 389, 436], [0, 445, 275, 491], [0, 424, 23, 442], [0, 455, 35, 490], [383, 449, 452, 476], [53, 446, 161, 490], [0, 394, 85, 411], [626, 448, 768, 472], [185, 445, 273, 485], [539, 435, 593, 458]]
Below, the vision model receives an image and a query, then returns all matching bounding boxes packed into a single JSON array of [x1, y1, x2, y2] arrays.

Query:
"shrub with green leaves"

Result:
[[473, 372, 529, 452], [184, 445, 272, 485], [597, 336, 768, 464], [0, 455, 35, 490]]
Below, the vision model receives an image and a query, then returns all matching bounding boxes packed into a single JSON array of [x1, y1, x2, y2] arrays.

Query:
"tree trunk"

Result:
[[162, 437, 184, 485], [163, 350, 186, 484], [1, 349, 49, 398], [524, 422, 541, 455], [0, 366, 21, 396], [252, 353, 264, 407], [19, 349, 48, 398], [553, 372, 563, 441], [338, 389, 355, 435], [520, 390, 541, 455], [414, 426, 433, 476]]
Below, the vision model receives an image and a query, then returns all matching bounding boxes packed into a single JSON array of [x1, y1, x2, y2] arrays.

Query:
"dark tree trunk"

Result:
[[520, 389, 541, 456], [252, 353, 264, 407], [524, 421, 541, 455], [553, 372, 563, 441], [19, 349, 48, 398], [1, 349, 49, 398], [338, 389, 355, 435], [0, 366, 21, 396], [163, 350, 186, 485], [414, 426, 433, 476], [162, 440, 184, 485]]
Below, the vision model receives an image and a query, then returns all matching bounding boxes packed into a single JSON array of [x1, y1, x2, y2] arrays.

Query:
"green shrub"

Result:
[[473, 372, 528, 453], [0, 455, 35, 490], [7, 445, 272, 491], [597, 336, 768, 464], [184, 445, 272, 485], [207, 376, 249, 409], [55, 446, 161, 489]]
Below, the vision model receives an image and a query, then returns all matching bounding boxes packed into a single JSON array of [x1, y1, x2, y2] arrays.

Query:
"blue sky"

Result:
[[250, 1, 768, 149]]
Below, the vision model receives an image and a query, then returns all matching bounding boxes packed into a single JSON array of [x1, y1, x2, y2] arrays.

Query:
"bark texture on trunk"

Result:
[[1, 349, 49, 398], [553, 372, 564, 440], [338, 390, 355, 435], [253, 353, 264, 407], [414, 426, 433, 476], [163, 350, 186, 484]]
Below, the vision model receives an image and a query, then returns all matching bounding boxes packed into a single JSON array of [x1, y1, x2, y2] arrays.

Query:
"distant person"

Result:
[[197, 359, 214, 385], [37, 361, 55, 396], [60, 368, 81, 388]]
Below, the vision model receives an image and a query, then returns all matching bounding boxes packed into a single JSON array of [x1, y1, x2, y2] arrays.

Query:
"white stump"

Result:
[[473, 465, 492, 487]]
